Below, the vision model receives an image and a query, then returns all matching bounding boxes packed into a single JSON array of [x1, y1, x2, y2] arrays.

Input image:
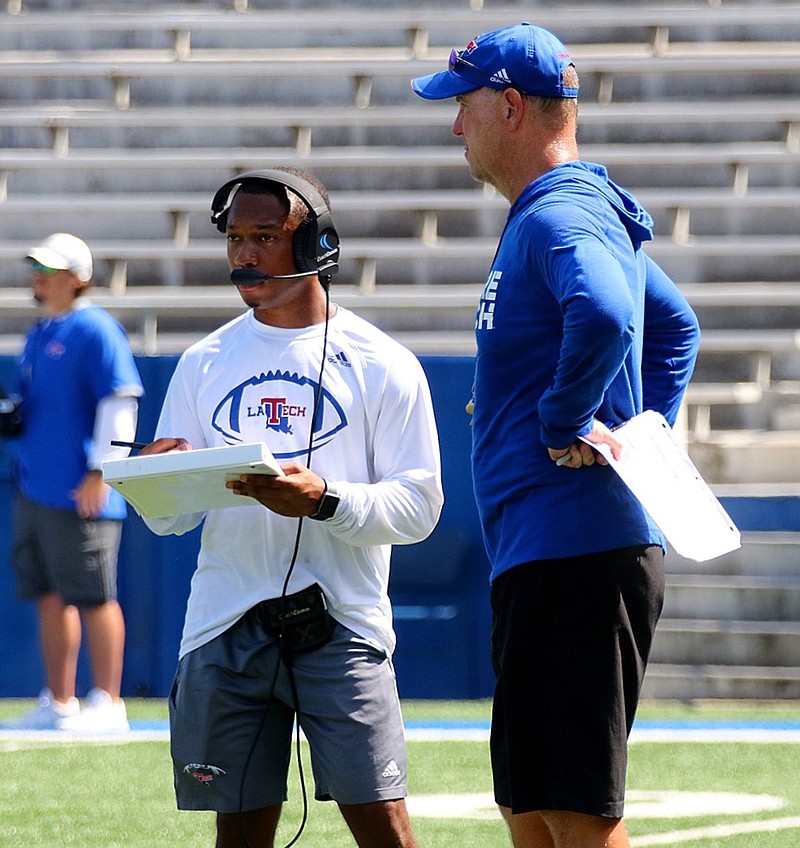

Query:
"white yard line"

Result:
[[5, 722, 800, 745], [630, 815, 800, 846]]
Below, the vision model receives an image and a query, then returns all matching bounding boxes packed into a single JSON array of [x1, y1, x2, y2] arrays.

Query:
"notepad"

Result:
[[582, 411, 741, 562], [102, 442, 282, 519]]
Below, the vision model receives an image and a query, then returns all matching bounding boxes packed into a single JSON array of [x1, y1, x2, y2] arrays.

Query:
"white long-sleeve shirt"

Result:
[[144, 307, 443, 658]]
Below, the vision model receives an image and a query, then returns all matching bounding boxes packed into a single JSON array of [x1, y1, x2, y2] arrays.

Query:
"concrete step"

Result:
[[651, 619, 800, 667], [773, 402, 800, 430], [664, 574, 800, 621], [665, 531, 800, 577], [653, 528, 800, 700], [642, 663, 800, 700], [689, 430, 800, 484]]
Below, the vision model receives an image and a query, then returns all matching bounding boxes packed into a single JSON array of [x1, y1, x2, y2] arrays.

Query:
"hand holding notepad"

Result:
[[102, 442, 283, 519], [581, 411, 740, 562]]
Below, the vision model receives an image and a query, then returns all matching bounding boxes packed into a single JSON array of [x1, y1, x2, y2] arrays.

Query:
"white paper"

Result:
[[102, 442, 282, 518], [582, 411, 741, 562]]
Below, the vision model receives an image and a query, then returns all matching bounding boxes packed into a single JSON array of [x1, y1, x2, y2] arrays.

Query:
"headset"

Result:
[[210, 168, 340, 283]]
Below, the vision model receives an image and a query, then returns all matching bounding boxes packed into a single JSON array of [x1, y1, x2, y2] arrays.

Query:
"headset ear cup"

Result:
[[317, 226, 340, 278], [293, 217, 317, 274]]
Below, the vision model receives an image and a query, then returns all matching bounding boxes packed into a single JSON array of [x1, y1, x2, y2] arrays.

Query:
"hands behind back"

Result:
[[548, 419, 623, 469]]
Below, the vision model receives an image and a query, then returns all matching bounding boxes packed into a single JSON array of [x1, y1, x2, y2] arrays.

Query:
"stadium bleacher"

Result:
[[3, 0, 800, 698]]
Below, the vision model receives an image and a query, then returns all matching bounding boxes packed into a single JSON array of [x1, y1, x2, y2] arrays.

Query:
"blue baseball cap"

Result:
[[411, 22, 578, 100]]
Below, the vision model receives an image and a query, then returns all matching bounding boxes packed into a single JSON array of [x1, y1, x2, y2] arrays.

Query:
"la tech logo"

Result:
[[212, 370, 347, 459]]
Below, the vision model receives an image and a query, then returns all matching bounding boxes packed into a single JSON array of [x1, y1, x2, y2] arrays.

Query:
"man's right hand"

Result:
[[138, 437, 192, 456], [548, 419, 624, 468]]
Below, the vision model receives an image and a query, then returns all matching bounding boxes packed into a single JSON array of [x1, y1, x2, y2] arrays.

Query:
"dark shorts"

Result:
[[11, 494, 122, 606], [490, 545, 665, 819], [169, 605, 409, 813]]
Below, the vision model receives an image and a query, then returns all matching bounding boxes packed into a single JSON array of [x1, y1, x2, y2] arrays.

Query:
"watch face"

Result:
[[310, 492, 340, 521]]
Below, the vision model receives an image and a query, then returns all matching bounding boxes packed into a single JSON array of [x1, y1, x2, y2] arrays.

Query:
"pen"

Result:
[[110, 440, 148, 450]]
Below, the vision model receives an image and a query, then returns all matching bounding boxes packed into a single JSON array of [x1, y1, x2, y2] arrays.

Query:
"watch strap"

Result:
[[308, 480, 340, 521]]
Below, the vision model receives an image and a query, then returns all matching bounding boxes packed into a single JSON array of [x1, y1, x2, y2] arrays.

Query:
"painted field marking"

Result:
[[630, 815, 800, 846], [6, 718, 800, 745], [406, 790, 785, 822], [406, 789, 800, 846]]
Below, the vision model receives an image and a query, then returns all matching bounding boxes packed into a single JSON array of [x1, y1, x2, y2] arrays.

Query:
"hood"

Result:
[[520, 161, 654, 249]]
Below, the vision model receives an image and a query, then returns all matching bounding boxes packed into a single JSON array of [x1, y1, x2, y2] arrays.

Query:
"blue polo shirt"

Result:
[[15, 301, 143, 519]]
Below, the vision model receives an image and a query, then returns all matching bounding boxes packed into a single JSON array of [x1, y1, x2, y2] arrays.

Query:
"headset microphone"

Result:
[[230, 268, 314, 285]]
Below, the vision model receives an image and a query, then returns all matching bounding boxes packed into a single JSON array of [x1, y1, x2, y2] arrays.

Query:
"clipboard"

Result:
[[102, 442, 282, 519], [583, 411, 741, 562]]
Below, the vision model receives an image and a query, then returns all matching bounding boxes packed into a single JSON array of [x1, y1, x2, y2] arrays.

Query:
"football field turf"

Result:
[[3, 698, 800, 847]]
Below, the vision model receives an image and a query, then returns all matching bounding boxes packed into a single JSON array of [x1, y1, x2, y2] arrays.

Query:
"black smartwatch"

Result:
[[308, 480, 340, 521]]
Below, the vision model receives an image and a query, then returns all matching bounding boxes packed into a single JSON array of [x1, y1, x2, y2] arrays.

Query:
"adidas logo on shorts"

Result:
[[382, 759, 402, 778]]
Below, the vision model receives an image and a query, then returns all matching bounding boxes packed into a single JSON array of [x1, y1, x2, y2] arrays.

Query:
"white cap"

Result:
[[26, 233, 93, 282]]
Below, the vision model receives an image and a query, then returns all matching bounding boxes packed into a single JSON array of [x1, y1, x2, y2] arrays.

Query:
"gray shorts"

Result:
[[11, 494, 122, 606], [170, 603, 409, 812]]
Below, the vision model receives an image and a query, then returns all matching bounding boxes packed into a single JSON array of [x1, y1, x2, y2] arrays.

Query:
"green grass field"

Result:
[[3, 699, 800, 847]]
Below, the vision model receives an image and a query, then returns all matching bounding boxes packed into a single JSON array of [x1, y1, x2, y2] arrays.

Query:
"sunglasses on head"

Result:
[[29, 259, 61, 275], [448, 48, 487, 75], [448, 48, 522, 94]]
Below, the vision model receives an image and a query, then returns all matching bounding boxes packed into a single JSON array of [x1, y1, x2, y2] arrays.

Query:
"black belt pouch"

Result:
[[259, 582, 335, 653]]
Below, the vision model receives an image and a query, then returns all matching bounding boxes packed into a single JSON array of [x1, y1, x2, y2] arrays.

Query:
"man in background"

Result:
[[413, 23, 701, 848], [6, 232, 143, 732]]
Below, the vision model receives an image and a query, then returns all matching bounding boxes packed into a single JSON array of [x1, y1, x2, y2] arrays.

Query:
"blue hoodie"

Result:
[[472, 161, 700, 579]]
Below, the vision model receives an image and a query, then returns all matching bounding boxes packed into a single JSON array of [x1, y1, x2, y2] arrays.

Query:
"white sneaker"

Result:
[[4, 688, 80, 730], [58, 688, 130, 733]]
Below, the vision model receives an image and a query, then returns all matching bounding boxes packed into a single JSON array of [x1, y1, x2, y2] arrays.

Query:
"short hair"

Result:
[[528, 65, 579, 117], [236, 167, 331, 229], [520, 71, 578, 133], [488, 65, 578, 129]]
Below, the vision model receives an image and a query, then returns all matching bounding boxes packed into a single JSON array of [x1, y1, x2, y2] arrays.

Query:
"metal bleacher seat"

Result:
[[2, 100, 799, 158], [3, 4, 800, 59], [1, 51, 800, 110]]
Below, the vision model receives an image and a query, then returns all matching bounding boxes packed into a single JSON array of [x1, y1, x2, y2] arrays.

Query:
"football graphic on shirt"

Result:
[[211, 370, 347, 458]]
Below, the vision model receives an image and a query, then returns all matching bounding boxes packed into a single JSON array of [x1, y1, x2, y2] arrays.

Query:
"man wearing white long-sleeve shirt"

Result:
[[139, 168, 443, 848], [7, 232, 143, 733]]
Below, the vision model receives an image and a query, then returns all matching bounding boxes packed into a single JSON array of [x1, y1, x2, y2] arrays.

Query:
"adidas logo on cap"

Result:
[[489, 68, 513, 85]]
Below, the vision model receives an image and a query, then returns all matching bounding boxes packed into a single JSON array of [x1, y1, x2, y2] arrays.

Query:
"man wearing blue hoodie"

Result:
[[412, 23, 701, 848]]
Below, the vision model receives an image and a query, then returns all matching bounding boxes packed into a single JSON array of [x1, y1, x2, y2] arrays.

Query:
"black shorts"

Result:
[[490, 545, 664, 819], [11, 494, 122, 606]]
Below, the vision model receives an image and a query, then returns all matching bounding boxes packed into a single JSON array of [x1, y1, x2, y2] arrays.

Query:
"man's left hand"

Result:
[[226, 462, 326, 517], [71, 470, 110, 518]]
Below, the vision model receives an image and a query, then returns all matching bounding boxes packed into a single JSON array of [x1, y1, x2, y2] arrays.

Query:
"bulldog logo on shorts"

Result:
[[183, 763, 227, 785]]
